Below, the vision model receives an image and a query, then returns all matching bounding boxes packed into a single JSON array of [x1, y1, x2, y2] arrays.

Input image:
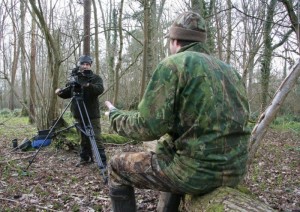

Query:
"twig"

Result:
[[97, 196, 110, 201], [0, 197, 20, 203]]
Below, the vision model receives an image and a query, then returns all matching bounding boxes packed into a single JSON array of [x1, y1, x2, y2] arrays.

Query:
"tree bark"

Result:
[[113, 0, 124, 105], [92, 0, 100, 75], [20, 0, 27, 115], [140, 0, 150, 101], [83, 0, 91, 55], [29, 0, 37, 124], [28, 0, 62, 128], [260, 0, 276, 111]]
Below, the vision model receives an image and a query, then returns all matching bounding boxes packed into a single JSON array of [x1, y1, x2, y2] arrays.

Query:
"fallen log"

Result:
[[143, 141, 275, 211], [180, 186, 275, 211]]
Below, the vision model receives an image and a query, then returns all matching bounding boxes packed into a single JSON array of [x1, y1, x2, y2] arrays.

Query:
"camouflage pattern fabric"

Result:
[[109, 42, 250, 194], [109, 152, 185, 193], [167, 11, 207, 42]]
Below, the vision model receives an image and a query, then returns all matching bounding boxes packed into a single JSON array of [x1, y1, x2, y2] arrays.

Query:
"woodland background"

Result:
[[0, 0, 299, 130]]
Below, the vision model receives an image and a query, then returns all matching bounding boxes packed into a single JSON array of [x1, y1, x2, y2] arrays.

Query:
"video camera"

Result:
[[59, 66, 83, 95], [69, 66, 83, 94]]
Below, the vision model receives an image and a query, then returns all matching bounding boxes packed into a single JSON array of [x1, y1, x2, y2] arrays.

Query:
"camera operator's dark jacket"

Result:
[[58, 70, 104, 120]]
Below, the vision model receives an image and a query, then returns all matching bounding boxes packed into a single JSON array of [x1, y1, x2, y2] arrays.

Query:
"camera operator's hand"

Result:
[[105, 101, 117, 117], [55, 88, 62, 95], [82, 83, 90, 87]]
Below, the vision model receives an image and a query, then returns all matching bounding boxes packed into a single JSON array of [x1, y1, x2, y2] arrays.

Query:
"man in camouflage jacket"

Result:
[[55, 55, 107, 168], [105, 11, 250, 212]]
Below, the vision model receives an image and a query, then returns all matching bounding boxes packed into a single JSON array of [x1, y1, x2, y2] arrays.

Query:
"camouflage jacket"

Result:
[[109, 42, 250, 194], [58, 70, 104, 120]]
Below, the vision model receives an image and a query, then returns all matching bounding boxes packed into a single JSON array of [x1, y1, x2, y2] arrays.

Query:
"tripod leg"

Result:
[[74, 97, 108, 182], [75, 121, 93, 166]]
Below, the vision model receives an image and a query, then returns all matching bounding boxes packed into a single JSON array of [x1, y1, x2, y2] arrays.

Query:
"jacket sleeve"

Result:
[[84, 75, 104, 97], [109, 61, 178, 141], [57, 85, 72, 99]]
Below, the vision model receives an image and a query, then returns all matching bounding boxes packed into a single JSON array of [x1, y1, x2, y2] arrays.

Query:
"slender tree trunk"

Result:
[[226, 0, 232, 64], [146, 0, 156, 82], [98, 0, 117, 100], [205, 0, 216, 53], [20, 0, 28, 116], [83, 0, 91, 55], [9, 28, 20, 111], [29, 2, 37, 124], [260, 0, 277, 112], [113, 0, 124, 105], [140, 0, 150, 101], [92, 0, 100, 74]]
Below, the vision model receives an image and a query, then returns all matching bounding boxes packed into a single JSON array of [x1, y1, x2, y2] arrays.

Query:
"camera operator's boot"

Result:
[[75, 156, 93, 167], [99, 148, 107, 169], [156, 192, 182, 212], [76, 150, 93, 167], [110, 185, 136, 212]]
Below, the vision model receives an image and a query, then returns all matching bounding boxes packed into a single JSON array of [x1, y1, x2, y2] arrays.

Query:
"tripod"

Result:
[[24, 90, 107, 184]]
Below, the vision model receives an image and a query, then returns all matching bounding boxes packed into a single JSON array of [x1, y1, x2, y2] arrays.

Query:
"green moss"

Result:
[[207, 204, 224, 211], [236, 185, 252, 195], [102, 133, 131, 144]]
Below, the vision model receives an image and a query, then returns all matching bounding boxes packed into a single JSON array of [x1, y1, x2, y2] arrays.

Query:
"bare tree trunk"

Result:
[[205, 0, 216, 53], [29, 0, 62, 128], [98, 0, 117, 100], [260, 0, 276, 112], [113, 0, 124, 105], [9, 27, 20, 111], [83, 0, 91, 55], [29, 0, 37, 124], [20, 0, 28, 116], [92, 0, 100, 74], [110, 8, 117, 103], [226, 0, 232, 64], [140, 0, 150, 101]]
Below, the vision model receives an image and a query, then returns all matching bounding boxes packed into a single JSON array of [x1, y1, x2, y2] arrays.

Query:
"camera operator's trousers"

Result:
[[76, 118, 104, 160], [109, 152, 183, 193]]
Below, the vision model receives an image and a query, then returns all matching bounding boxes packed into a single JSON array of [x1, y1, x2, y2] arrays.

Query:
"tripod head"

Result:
[[59, 66, 85, 97]]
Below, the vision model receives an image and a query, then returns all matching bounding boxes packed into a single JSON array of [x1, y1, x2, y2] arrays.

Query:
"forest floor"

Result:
[[0, 117, 299, 211]]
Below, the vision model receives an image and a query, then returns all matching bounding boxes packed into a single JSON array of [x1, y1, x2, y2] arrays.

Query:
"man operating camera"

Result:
[[55, 55, 107, 168]]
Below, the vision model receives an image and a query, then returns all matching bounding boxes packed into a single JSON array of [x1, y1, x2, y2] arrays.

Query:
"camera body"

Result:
[[59, 66, 83, 95], [69, 67, 83, 95]]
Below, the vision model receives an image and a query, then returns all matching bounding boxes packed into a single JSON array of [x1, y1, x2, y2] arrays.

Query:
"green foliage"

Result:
[[0, 116, 36, 140], [12, 109, 22, 117], [271, 114, 300, 134], [0, 108, 12, 117], [102, 133, 131, 144]]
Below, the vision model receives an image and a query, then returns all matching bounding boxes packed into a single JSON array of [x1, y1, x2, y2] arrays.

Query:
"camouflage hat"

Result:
[[167, 11, 207, 42]]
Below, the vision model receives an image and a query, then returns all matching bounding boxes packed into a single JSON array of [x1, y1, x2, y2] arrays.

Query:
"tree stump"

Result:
[[180, 186, 275, 211]]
